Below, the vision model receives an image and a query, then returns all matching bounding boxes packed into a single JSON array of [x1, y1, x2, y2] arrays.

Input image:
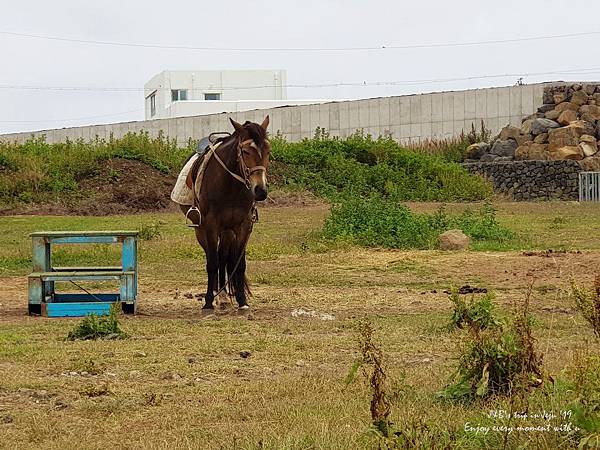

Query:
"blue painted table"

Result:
[[27, 231, 138, 317]]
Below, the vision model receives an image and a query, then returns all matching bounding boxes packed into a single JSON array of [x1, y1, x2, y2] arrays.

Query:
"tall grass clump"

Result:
[[570, 275, 600, 338], [323, 197, 512, 249], [0, 132, 194, 205], [439, 290, 543, 402], [270, 130, 493, 203]]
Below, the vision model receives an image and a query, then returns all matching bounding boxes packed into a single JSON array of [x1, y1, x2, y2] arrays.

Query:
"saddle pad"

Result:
[[170, 154, 199, 205]]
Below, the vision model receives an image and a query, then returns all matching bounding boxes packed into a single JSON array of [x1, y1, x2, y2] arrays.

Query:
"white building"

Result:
[[144, 70, 327, 120]]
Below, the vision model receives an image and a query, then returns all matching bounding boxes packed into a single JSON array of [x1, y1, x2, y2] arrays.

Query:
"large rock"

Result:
[[466, 142, 490, 159], [490, 139, 518, 157], [571, 90, 589, 107], [555, 102, 579, 113], [579, 104, 600, 122], [521, 118, 535, 134], [531, 118, 559, 135], [583, 84, 597, 95], [515, 142, 549, 160], [549, 120, 596, 146], [499, 125, 522, 141], [553, 92, 568, 104], [580, 156, 600, 171], [439, 229, 470, 251], [544, 110, 561, 121], [549, 145, 584, 161], [558, 109, 578, 126], [534, 133, 548, 144], [480, 153, 498, 162], [579, 134, 598, 157], [538, 103, 556, 113]]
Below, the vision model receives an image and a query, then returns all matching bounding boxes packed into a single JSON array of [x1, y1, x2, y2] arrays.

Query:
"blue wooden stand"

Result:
[[27, 231, 138, 317]]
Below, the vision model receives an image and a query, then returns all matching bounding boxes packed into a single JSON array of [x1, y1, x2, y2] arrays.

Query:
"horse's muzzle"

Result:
[[253, 185, 268, 201]]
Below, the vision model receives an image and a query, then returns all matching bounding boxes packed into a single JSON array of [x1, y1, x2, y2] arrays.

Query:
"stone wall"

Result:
[[464, 160, 581, 201]]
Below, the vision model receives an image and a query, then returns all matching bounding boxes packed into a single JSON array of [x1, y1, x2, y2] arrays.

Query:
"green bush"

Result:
[[449, 291, 500, 332], [270, 130, 493, 202], [322, 196, 513, 249], [67, 303, 126, 340]]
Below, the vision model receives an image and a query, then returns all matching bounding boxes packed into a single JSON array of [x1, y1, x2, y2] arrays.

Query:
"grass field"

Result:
[[1, 202, 599, 449]]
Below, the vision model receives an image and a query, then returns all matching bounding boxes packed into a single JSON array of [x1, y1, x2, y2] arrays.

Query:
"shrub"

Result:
[[67, 303, 126, 340], [439, 291, 543, 402], [322, 196, 513, 249], [568, 353, 600, 448], [270, 131, 493, 202]]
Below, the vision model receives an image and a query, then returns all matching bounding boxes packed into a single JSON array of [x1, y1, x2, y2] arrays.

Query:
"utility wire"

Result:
[[1, 29, 599, 52], [1, 67, 600, 93]]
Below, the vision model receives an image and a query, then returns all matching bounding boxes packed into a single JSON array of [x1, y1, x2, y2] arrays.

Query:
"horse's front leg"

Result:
[[200, 227, 219, 310]]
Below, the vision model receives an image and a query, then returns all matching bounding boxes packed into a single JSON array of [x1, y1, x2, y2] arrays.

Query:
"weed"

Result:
[[570, 275, 600, 338], [439, 289, 543, 402], [139, 222, 161, 241], [568, 352, 600, 448], [67, 303, 126, 341], [448, 291, 500, 332]]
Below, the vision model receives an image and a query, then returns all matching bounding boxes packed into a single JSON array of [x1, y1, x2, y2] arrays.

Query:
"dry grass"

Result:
[[1, 203, 599, 449]]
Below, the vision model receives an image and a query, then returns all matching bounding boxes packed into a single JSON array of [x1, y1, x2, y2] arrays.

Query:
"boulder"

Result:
[[544, 110, 561, 120], [553, 92, 567, 104], [571, 90, 589, 107], [490, 139, 518, 157], [439, 229, 470, 251], [579, 134, 598, 157], [538, 103, 556, 113], [555, 102, 579, 113], [499, 125, 522, 141], [583, 84, 597, 95], [531, 118, 559, 135], [579, 104, 600, 122], [514, 134, 532, 145], [466, 142, 490, 159], [579, 156, 600, 171], [521, 118, 535, 134], [515, 142, 548, 160], [533, 133, 548, 144], [558, 109, 578, 126], [549, 145, 584, 161], [549, 120, 596, 146], [594, 92, 600, 104]]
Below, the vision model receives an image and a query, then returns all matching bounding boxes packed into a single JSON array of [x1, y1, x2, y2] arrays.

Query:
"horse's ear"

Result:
[[229, 118, 244, 133], [260, 115, 270, 131]]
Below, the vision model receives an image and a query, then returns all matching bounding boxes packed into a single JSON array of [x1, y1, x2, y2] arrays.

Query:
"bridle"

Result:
[[212, 137, 268, 190]]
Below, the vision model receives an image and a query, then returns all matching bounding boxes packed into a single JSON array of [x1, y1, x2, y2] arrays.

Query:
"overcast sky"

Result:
[[1, 0, 600, 134]]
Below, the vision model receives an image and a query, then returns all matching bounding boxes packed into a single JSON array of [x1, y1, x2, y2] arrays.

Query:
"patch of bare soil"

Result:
[[1, 159, 178, 216], [0, 159, 324, 216]]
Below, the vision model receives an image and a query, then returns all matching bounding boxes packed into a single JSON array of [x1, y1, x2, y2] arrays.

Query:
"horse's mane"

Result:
[[216, 121, 267, 147]]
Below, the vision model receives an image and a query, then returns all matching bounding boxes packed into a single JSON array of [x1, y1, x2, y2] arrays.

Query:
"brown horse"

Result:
[[180, 116, 271, 310]]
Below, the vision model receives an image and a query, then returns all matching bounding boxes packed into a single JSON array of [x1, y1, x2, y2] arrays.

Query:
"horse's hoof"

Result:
[[238, 305, 250, 312]]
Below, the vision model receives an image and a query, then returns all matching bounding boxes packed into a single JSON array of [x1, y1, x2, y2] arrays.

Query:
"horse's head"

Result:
[[229, 116, 271, 201]]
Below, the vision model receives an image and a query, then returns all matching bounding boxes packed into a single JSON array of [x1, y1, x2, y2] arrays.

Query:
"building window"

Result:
[[204, 93, 221, 101], [148, 92, 156, 117], [171, 89, 188, 101]]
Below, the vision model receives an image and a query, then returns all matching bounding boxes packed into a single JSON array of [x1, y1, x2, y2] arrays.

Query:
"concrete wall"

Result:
[[1, 83, 551, 145]]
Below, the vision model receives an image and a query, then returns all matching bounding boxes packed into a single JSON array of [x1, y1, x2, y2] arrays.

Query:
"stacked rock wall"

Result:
[[464, 160, 581, 201], [465, 83, 600, 172]]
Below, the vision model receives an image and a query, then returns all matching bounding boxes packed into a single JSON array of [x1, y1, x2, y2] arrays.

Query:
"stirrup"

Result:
[[185, 206, 201, 228]]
